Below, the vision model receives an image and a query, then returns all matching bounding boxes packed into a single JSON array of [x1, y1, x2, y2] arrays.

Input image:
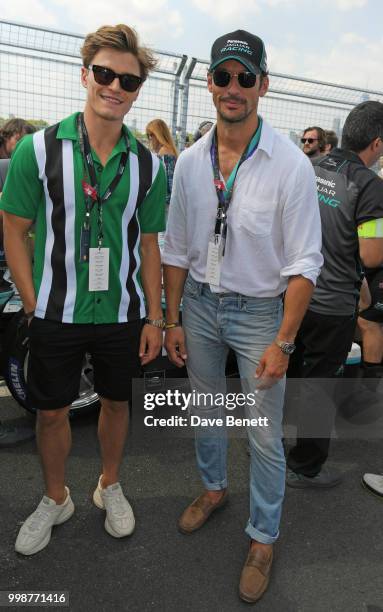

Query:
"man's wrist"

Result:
[[146, 309, 163, 319], [274, 338, 296, 355], [276, 332, 296, 343], [166, 309, 181, 322], [24, 309, 35, 321], [145, 317, 165, 329], [165, 321, 181, 329]]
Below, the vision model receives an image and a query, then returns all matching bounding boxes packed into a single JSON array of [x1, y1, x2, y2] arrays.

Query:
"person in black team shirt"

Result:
[[287, 101, 383, 488]]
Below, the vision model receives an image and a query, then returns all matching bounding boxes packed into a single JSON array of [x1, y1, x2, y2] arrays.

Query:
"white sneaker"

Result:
[[362, 473, 383, 498], [15, 487, 74, 555], [93, 476, 135, 538]]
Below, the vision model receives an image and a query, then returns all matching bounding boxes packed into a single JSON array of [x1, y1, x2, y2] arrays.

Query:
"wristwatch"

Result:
[[274, 339, 296, 355], [145, 317, 165, 329]]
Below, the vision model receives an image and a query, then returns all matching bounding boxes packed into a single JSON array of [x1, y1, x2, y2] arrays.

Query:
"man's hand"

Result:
[[164, 327, 187, 367], [139, 324, 163, 366], [255, 343, 289, 390]]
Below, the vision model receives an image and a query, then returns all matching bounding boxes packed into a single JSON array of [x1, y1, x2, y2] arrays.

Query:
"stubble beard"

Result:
[[217, 105, 253, 124]]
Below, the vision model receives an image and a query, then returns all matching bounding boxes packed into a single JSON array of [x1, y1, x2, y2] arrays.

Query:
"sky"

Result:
[[1, 0, 383, 91]]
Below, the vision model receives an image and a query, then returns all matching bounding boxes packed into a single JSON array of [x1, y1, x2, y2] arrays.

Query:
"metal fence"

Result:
[[185, 59, 383, 147], [1, 19, 383, 149]]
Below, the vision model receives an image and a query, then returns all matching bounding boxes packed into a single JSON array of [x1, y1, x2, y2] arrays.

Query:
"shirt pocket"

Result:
[[238, 203, 275, 238]]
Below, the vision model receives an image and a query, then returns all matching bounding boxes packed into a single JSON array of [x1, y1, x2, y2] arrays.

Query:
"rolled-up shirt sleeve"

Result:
[[162, 155, 189, 270], [280, 157, 323, 285]]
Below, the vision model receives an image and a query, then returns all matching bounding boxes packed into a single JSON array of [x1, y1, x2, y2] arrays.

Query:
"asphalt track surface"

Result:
[[1, 386, 383, 612]]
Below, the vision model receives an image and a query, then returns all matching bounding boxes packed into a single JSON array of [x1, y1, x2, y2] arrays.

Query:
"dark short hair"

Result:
[[341, 101, 383, 153], [0, 118, 36, 144], [303, 126, 326, 152], [194, 120, 214, 142], [325, 129, 338, 151]]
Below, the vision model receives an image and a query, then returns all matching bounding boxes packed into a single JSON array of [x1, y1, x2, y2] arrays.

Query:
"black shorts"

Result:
[[27, 318, 143, 411], [359, 268, 383, 323]]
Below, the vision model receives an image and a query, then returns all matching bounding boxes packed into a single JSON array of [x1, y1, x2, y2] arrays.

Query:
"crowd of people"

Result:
[[1, 23, 383, 605]]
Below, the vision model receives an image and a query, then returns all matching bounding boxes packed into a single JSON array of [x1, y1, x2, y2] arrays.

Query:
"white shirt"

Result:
[[163, 119, 323, 297]]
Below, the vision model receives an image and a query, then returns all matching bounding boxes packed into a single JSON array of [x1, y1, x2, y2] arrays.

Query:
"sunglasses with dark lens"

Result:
[[212, 69, 257, 89], [89, 64, 143, 92], [301, 137, 318, 144]]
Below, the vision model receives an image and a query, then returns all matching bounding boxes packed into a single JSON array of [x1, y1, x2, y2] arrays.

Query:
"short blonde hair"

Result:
[[81, 24, 157, 81]]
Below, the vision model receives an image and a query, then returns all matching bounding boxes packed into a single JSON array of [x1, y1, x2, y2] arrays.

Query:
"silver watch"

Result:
[[275, 339, 296, 355]]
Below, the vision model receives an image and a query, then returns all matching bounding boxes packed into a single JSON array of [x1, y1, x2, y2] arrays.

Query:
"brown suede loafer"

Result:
[[178, 490, 228, 534], [239, 544, 273, 603]]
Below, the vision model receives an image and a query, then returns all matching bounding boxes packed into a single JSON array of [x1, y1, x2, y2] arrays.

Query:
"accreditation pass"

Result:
[[205, 235, 224, 286], [89, 248, 109, 291]]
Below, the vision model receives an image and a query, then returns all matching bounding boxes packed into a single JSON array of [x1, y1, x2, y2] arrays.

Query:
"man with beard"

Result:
[[301, 126, 326, 162], [163, 30, 322, 603]]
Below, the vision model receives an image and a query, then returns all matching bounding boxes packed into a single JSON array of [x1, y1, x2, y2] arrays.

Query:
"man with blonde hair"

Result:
[[1, 24, 166, 555]]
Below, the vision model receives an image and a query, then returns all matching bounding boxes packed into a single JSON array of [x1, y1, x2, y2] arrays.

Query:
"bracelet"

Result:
[[165, 322, 181, 329], [144, 317, 165, 329], [24, 310, 35, 320]]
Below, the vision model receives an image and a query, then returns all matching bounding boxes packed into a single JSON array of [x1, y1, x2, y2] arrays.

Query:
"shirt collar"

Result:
[[201, 123, 216, 152], [328, 147, 365, 165], [201, 115, 274, 158], [257, 118, 274, 157], [56, 112, 136, 155]]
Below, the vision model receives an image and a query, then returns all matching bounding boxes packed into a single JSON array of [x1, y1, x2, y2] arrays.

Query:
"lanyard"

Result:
[[77, 113, 129, 251], [210, 117, 262, 245]]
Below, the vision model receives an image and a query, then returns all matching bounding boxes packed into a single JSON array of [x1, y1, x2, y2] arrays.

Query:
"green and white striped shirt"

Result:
[[1, 112, 166, 323]]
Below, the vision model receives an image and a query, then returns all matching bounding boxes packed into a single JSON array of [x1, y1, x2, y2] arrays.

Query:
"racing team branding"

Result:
[[315, 175, 341, 208], [220, 39, 253, 57]]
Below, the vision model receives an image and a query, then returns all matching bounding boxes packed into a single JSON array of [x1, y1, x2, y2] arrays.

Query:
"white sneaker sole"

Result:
[[93, 486, 135, 537], [93, 486, 105, 510], [15, 499, 75, 556], [361, 477, 383, 499], [105, 516, 135, 538]]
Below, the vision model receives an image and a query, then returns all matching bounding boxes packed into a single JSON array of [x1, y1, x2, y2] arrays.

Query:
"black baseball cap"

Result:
[[209, 30, 268, 75]]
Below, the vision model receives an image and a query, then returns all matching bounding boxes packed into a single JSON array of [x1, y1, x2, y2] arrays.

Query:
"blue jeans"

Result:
[[182, 274, 286, 544]]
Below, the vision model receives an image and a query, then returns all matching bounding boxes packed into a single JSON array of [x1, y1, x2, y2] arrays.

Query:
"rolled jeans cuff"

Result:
[[200, 477, 228, 491], [245, 520, 279, 544]]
